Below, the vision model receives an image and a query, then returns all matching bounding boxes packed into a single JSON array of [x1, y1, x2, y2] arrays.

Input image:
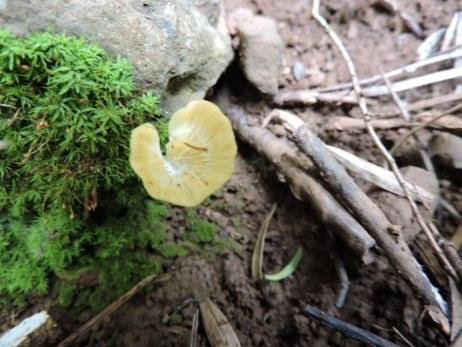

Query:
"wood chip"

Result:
[[199, 298, 241, 347]]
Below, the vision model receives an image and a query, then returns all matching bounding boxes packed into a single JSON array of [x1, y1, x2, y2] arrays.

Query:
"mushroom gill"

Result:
[[130, 100, 237, 207]]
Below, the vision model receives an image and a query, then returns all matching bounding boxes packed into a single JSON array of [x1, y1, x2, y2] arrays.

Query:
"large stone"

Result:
[[0, 0, 233, 112], [230, 9, 284, 95]]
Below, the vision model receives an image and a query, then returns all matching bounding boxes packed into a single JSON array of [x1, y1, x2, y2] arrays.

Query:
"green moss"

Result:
[[0, 29, 240, 313], [167, 313, 183, 325], [0, 29, 166, 216], [183, 208, 242, 261]]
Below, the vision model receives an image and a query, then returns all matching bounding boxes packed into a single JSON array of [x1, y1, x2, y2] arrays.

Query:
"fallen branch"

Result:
[[274, 109, 442, 308], [303, 305, 398, 347], [325, 144, 436, 206], [221, 103, 376, 264], [268, 110, 437, 205], [312, 0, 457, 291]]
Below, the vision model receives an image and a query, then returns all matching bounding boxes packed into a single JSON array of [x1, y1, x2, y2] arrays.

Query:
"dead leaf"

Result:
[[251, 203, 277, 281], [199, 298, 241, 347]]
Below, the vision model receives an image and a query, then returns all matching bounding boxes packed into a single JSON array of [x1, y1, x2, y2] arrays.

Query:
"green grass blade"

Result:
[[264, 247, 304, 282]]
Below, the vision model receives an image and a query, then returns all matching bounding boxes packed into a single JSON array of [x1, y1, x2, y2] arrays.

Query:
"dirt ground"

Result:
[[9, 0, 462, 346]]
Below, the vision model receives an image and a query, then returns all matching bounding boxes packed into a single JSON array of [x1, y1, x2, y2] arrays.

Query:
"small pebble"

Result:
[[292, 61, 306, 81]]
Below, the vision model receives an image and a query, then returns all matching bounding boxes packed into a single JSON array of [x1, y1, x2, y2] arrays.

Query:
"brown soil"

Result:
[[8, 0, 462, 346]]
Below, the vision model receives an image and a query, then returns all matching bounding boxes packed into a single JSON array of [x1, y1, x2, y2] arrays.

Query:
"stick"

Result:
[[382, 73, 435, 181], [302, 305, 398, 347], [362, 66, 462, 97], [273, 90, 358, 106], [391, 103, 462, 155], [325, 113, 462, 133], [295, 122, 441, 307], [325, 144, 436, 206], [190, 309, 200, 347], [407, 92, 462, 112], [312, 0, 457, 285], [315, 45, 462, 93], [223, 105, 376, 264], [57, 273, 158, 347], [269, 110, 437, 206], [392, 327, 415, 347]]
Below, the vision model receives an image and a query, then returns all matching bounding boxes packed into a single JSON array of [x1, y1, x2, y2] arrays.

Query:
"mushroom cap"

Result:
[[130, 100, 237, 207]]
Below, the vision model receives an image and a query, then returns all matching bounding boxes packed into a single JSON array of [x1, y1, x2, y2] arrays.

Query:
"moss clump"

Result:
[[183, 209, 242, 261], [0, 30, 238, 312], [0, 29, 172, 310], [0, 29, 167, 216]]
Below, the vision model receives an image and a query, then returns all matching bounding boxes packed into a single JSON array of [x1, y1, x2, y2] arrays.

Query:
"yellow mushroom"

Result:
[[130, 100, 237, 207]]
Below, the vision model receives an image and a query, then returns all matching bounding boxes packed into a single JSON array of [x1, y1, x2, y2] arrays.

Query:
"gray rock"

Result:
[[428, 133, 462, 169], [0, 0, 233, 112], [232, 9, 283, 95]]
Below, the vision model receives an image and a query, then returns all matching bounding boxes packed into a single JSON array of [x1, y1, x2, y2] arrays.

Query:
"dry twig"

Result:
[[220, 103, 376, 264], [312, 0, 457, 286], [325, 144, 436, 206], [271, 108, 442, 308], [303, 305, 398, 347], [381, 73, 435, 180], [391, 103, 462, 155], [274, 90, 358, 106], [407, 92, 462, 112], [190, 309, 200, 347], [362, 66, 462, 97], [391, 327, 415, 347], [57, 273, 159, 347]]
